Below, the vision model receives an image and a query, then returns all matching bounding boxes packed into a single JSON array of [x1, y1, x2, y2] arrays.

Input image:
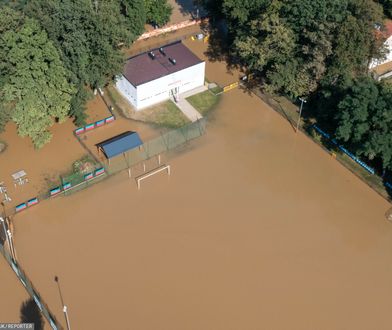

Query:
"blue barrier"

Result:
[[312, 125, 375, 175], [27, 198, 38, 207], [96, 119, 105, 127], [50, 187, 61, 196], [84, 172, 93, 180], [95, 167, 105, 176], [313, 125, 330, 139], [105, 115, 115, 123], [15, 203, 27, 212], [75, 127, 85, 135], [85, 123, 95, 131]]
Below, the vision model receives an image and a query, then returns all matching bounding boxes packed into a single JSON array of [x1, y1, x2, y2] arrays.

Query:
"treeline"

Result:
[[0, 0, 172, 148], [204, 0, 392, 172]]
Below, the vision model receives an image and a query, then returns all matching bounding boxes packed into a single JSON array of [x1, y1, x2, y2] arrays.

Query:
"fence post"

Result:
[[0, 242, 63, 329]]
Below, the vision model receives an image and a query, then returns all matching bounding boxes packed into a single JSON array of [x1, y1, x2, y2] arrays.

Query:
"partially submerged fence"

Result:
[[0, 118, 207, 328], [312, 125, 375, 174], [104, 118, 207, 175], [0, 242, 62, 329], [5, 118, 206, 217], [250, 87, 392, 202]]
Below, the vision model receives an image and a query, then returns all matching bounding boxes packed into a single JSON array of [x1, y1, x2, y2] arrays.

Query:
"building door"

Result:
[[170, 86, 180, 102]]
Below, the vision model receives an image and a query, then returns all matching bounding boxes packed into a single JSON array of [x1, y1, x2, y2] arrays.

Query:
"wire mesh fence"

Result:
[[3, 118, 206, 217], [250, 86, 392, 202], [54, 118, 206, 195], [0, 242, 63, 329], [104, 118, 206, 175], [0, 118, 207, 329]]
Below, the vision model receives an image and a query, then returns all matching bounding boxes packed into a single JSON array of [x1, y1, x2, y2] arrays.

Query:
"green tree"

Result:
[[0, 7, 75, 148], [121, 0, 146, 37], [224, 0, 351, 96], [313, 0, 385, 127], [145, 0, 172, 26], [217, 0, 383, 97], [325, 0, 384, 86], [233, 1, 294, 70], [335, 77, 392, 170], [0, 0, 27, 9], [378, 0, 392, 18], [24, 0, 146, 125]]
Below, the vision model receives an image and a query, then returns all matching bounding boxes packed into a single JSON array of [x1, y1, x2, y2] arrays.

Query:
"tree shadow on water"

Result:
[[173, 0, 206, 17], [203, 20, 244, 79], [204, 21, 229, 63], [382, 170, 392, 203], [20, 298, 44, 330]]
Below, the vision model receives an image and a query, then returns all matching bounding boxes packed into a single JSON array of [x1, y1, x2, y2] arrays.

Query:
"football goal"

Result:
[[136, 164, 171, 190]]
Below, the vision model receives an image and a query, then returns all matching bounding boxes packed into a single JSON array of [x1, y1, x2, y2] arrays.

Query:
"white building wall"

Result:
[[369, 36, 392, 68], [137, 62, 205, 110], [115, 62, 205, 110], [115, 75, 138, 108]]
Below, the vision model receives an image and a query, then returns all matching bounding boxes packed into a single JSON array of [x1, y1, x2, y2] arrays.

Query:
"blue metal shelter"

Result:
[[96, 131, 143, 159]]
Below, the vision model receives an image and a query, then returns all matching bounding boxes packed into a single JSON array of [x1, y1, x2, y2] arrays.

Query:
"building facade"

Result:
[[369, 20, 392, 80], [116, 41, 205, 110]]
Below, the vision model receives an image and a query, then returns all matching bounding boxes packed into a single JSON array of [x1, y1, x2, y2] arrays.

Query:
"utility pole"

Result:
[[0, 217, 16, 261], [296, 97, 307, 133], [55, 276, 71, 330]]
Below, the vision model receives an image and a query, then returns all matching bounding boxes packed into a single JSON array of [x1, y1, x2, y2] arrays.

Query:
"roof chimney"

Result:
[[169, 57, 176, 65], [159, 47, 166, 56], [148, 51, 155, 59]]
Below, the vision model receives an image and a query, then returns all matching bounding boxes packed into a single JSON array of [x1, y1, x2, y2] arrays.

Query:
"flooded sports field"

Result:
[[1, 37, 392, 330], [9, 87, 392, 330]]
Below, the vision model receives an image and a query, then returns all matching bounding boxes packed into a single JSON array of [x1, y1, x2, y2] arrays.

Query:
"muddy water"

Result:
[[0, 96, 114, 213], [0, 256, 29, 323], [0, 120, 86, 212], [9, 80, 392, 330], [4, 38, 392, 329], [168, 0, 194, 24]]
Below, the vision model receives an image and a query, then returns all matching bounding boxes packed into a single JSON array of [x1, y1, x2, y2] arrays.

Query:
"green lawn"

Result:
[[154, 101, 189, 128], [106, 85, 189, 129], [186, 90, 221, 116]]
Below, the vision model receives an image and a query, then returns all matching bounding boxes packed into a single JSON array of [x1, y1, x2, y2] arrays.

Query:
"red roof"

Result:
[[123, 41, 203, 87], [384, 20, 392, 38]]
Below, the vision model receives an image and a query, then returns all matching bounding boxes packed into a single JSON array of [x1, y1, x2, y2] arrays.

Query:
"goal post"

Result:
[[136, 164, 171, 190]]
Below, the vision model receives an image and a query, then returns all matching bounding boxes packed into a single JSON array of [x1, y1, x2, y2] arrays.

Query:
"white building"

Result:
[[116, 41, 205, 110], [369, 20, 392, 80]]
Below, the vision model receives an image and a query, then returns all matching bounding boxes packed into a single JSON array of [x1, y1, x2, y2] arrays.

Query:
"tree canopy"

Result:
[[335, 78, 392, 169], [378, 0, 392, 18], [0, 0, 172, 147], [145, 0, 172, 26], [204, 0, 392, 171], [23, 0, 146, 125], [0, 7, 75, 148], [222, 0, 384, 97]]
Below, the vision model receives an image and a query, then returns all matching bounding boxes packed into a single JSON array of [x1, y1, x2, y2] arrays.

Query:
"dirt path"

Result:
[[2, 38, 392, 330]]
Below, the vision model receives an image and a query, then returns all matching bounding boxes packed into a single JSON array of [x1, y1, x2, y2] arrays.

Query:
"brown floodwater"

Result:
[[0, 95, 113, 213], [2, 39, 392, 330], [0, 256, 29, 323]]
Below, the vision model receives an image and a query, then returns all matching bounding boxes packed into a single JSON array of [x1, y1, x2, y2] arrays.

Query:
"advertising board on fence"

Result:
[[223, 82, 239, 92], [75, 116, 116, 135]]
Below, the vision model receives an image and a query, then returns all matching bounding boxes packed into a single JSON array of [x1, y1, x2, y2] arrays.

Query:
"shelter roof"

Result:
[[122, 41, 203, 87], [96, 131, 142, 159]]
